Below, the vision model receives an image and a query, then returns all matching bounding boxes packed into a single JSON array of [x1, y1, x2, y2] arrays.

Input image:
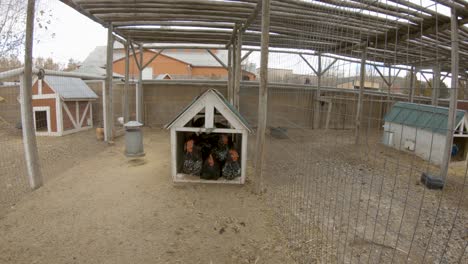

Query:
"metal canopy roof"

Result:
[[60, 0, 468, 71]]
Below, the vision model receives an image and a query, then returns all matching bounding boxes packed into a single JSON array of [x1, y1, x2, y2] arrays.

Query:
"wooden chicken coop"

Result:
[[165, 89, 252, 184]]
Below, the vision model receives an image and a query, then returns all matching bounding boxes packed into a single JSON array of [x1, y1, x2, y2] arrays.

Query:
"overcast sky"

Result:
[[34, 0, 107, 63], [32, 0, 457, 82]]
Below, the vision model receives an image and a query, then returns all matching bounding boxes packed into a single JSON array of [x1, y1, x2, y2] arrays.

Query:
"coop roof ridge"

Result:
[[165, 88, 252, 132]]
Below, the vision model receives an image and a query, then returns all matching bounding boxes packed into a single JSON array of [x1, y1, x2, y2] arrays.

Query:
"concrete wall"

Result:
[[0, 81, 443, 135], [385, 122, 445, 165], [239, 86, 397, 130]]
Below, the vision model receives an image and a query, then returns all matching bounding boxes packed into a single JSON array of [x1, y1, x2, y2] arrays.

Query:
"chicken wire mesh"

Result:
[[236, 1, 468, 263], [1, 0, 468, 263], [0, 0, 119, 215]]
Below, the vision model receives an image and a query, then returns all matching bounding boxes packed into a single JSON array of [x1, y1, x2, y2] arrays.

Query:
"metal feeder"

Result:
[[124, 121, 145, 157]]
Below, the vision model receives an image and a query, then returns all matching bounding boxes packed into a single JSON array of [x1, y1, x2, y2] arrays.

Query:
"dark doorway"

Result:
[[452, 137, 467, 162], [35, 111, 48, 132]]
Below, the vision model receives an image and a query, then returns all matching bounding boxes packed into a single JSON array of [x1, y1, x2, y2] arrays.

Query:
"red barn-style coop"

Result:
[[31, 76, 98, 136]]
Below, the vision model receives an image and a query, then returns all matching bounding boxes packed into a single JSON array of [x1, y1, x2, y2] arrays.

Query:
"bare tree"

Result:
[[0, 0, 27, 57], [64, 58, 80, 72], [34, 56, 61, 71], [0, 0, 52, 57], [0, 54, 22, 71]]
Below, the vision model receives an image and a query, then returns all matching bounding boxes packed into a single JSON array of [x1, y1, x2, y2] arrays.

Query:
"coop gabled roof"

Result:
[[43, 76, 98, 100], [384, 102, 465, 135], [165, 89, 252, 133]]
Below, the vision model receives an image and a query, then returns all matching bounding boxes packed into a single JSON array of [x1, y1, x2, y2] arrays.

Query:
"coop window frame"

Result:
[[171, 127, 248, 185], [33, 106, 51, 135]]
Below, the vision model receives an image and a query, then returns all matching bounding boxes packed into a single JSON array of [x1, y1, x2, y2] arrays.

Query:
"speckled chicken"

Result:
[[212, 134, 229, 164], [181, 139, 202, 176], [222, 149, 241, 180]]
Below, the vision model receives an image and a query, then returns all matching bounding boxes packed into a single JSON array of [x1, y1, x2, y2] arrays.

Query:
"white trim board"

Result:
[[171, 129, 247, 185], [32, 106, 51, 134], [174, 174, 242, 185], [38, 80, 43, 95], [79, 102, 91, 127], [166, 90, 251, 132], [32, 94, 56, 100], [62, 102, 78, 129]]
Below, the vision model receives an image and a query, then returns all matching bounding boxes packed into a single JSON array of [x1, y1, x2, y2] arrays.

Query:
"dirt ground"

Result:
[[0, 121, 108, 217], [261, 128, 468, 264], [0, 128, 295, 264]]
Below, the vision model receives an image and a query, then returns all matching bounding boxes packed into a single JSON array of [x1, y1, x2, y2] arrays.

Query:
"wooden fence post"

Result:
[[21, 0, 43, 189], [254, 0, 271, 194]]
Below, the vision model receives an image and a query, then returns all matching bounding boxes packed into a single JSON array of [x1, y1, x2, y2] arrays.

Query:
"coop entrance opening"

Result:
[[452, 137, 468, 162], [35, 111, 48, 132], [175, 130, 244, 184]]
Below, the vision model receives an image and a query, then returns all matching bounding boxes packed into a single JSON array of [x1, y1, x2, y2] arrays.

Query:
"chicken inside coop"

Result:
[[179, 132, 242, 181]]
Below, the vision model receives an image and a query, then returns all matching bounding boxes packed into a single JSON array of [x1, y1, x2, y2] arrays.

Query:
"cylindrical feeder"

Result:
[[124, 121, 145, 157]]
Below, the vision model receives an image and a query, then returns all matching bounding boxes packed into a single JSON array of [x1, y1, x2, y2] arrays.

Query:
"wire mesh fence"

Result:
[[0, 81, 29, 216], [239, 47, 468, 264], [1, 0, 468, 263]]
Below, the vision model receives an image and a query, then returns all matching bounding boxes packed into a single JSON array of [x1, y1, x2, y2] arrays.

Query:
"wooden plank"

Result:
[[314, 53, 322, 129], [105, 24, 114, 141], [432, 64, 441, 106], [440, 8, 460, 181], [374, 65, 391, 87], [136, 45, 144, 123], [228, 46, 233, 103], [234, 29, 243, 109], [205, 103, 214, 129], [254, 0, 271, 194], [206, 49, 228, 69], [20, 0, 42, 189], [325, 100, 332, 130], [241, 131, 248, 184], [62, 102, 79, 129], [123, 42, 130, 122], [409, 66, 415, 103], [175, 127, 243, 134], [171, 129, 177, 181], [79, 102, 91, 127], [174, 174, 242, 185], [355, 49, 367, 145], [142, 48, 164, 69], [241, 50, 253, 62], [299, 54, 318, 76]]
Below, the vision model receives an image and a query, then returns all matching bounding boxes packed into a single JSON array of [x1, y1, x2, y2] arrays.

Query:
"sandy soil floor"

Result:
[[260, 128, 468, 264], [0, 122, 108, 217], [0, 128, 295, 264]]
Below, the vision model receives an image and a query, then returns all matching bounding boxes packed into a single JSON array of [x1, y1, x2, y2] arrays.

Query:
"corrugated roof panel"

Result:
[[384, 107, 402, 122], [385, 102, 465, 135], [44, 76, 98, 100], [404, 110, 420, 126], [385, 102, 465, 134]]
